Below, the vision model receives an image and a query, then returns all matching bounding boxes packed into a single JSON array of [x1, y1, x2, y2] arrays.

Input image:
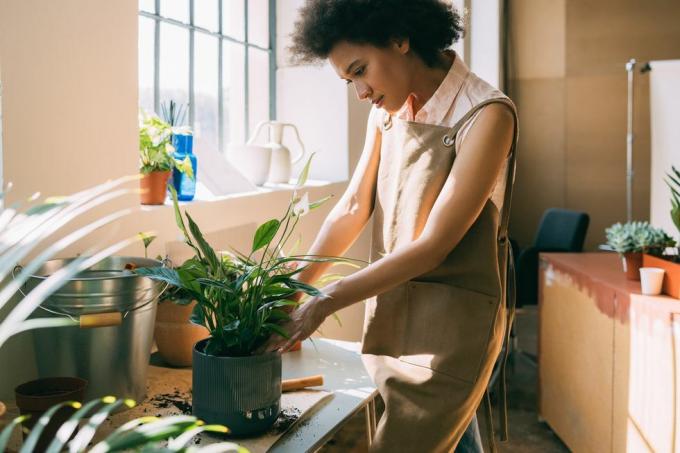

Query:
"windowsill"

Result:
[[140, 179, 345, 211]]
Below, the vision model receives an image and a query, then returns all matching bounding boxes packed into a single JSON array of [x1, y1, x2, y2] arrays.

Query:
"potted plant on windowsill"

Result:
[[642, 166, 680, 298], [605, 221, 675, 280], [139, 111, 194, 205], [135, 160, 350, 436]]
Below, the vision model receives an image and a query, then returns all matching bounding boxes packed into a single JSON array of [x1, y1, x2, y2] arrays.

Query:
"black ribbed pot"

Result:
[[192, 338, 282, 437]]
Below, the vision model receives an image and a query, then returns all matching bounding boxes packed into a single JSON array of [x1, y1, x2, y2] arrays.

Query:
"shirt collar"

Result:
[[396, 50, 469, 123]]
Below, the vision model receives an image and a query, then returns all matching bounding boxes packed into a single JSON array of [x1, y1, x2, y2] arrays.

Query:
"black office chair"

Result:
[[515, 208, 590, 308]]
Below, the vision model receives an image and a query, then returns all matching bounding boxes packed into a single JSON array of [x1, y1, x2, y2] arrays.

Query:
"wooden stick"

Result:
[[79, 312, 122, 328], [282, 374, 324, 392]]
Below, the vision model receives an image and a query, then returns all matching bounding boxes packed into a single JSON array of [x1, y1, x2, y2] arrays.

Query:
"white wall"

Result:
[[649, 60, 680, 238]]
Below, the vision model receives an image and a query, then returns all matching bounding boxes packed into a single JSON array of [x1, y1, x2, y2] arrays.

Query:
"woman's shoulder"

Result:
[[458, 73, 514, 117]]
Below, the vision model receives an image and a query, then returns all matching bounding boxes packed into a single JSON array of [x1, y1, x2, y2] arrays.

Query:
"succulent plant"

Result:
[[605, 221, 676, 256]]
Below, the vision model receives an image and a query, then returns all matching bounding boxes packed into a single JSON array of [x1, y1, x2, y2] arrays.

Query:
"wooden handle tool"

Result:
[[282, 374, 324, 392], [79, 312, 122, 328]]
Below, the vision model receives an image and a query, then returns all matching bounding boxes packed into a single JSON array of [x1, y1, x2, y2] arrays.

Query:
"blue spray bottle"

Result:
[[171, 133, 197, 201]]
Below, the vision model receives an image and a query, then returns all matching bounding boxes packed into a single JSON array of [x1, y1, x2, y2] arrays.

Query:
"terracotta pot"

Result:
[[155, 300, 210, 367], [642, 253, 680, 299], [623, 252, 643, 280], [15, 377, 87, 452], [140, 170, 171, 205]]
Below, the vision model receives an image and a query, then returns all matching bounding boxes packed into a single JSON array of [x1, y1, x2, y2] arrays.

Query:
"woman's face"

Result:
[[328, 40, 412, 114]]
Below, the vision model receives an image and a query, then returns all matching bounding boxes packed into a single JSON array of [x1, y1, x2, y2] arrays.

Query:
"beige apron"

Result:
[[361, 96, 519, 452]]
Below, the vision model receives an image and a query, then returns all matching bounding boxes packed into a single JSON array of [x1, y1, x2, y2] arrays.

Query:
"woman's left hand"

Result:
[[264, 294, 331, 353]]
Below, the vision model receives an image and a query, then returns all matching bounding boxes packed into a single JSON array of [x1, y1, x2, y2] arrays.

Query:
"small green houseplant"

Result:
[[135, 159, 351, 435], [605, 221, 675, 280], [139, 111, 193, 205]]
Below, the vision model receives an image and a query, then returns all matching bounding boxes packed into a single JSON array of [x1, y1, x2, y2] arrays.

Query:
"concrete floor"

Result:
[[319, 307, 570, 452]]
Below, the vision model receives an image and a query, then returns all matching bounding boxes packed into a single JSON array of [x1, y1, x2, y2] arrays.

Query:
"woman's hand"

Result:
[[264, 294, 332, 353]]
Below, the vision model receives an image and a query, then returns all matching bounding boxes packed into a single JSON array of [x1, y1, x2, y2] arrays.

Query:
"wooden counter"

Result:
[[539, 252, 680, 453]]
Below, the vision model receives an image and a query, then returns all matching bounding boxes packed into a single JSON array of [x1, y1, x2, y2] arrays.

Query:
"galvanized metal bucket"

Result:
[[22, 256, 165, 402]]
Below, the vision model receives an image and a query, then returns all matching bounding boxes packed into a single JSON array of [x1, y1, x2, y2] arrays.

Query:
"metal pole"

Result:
[[625, 59, 636, 223]]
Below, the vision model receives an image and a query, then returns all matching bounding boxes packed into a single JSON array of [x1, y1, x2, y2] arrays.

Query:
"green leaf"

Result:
[[185, 212, 220, 274], [295, 153, 315, 188], [69, 398, 136, 452], [135, 267, 185, 289], [45, 398, 106, 453], [264, 323, 291, 339], [284, 279, 322, 296], [166, 424, 230, 450], [223, 319, 240, 332], [205, 337, 224, 355], [138, 232, 157, 249], [0, 415, 29, 453], [266, 309, 292, 322], [24, 201, 66, 216], [92, 416, 200, 453], [190, 303, 206, 326], [168, 187, 192, 247], [20, 401, 80, 453], [309, 195, 333, 210], [252, 219, 280, 253]]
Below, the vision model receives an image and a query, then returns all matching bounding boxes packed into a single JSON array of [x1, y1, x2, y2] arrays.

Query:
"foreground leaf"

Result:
[[252, 220, 280, 253]]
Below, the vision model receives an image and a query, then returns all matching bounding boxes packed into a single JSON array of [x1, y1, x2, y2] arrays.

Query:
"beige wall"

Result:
[[508, 0, 680, 250]]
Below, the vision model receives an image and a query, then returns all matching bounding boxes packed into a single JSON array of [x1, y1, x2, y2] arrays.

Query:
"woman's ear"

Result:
[[393, 38, 410, 54]]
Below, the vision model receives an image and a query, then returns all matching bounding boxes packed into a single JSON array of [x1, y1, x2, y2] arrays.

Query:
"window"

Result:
[[138, 0, 276, 155]]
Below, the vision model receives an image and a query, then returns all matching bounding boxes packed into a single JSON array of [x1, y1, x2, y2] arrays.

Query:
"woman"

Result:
[[265, 0, 518, 451]]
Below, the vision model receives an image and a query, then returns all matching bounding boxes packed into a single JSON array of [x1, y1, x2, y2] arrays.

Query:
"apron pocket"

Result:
[[361, 283, 409, 358], [399, 280, 499, 383]]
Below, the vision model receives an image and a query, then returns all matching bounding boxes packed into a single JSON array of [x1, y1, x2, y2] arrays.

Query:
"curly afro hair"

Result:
[[289, 0, 464, 67]]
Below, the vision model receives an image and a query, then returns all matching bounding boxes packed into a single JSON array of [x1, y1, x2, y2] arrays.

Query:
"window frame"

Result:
[[139, 0, 276, 151]]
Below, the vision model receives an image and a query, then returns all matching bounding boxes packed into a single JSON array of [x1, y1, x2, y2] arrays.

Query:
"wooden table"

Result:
[[539, 252, 680, 453]]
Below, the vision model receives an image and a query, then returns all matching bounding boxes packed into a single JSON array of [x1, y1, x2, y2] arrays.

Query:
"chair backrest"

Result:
[[533, 208, 589, 251]]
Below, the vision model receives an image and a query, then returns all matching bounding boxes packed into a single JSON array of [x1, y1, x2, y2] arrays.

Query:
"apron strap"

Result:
[[445, 97, 519, 448], [443, 96, 519, 245]]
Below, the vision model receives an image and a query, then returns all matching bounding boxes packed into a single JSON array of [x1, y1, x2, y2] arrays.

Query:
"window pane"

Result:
[[159, 23, 189, 112], [138, 16, 155, 113], [223, 41, 245, 146], [222, 0, 244, 41], [194, 0, 218, 32], [248, 47, 269, 137], [194, 33, 219, 153], [247, 0, 269, 48], [139, 0, 155, 13], [161, 0, 188, 23]]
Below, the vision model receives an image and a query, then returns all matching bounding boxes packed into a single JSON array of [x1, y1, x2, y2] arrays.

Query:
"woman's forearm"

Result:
[[296, 203, 371, 286], [320, 236, 443, 315]]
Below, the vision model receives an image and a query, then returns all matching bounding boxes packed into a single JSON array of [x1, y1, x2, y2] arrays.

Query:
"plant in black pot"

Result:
[[135, 160, 349, 436]]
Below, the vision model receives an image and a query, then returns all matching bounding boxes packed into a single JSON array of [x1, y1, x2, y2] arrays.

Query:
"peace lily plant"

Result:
[[135, 157, 354, 435]]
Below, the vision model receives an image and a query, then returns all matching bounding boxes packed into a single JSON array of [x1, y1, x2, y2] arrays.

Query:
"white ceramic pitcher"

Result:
[[250, 121, 306, 184]]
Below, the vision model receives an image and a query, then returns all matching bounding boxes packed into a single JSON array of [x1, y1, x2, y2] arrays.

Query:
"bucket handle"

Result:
[[13, 263, 169, 325]]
